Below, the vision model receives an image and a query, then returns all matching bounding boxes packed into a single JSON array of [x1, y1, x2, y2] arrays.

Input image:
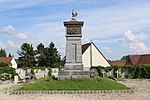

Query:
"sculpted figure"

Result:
[[72, 9, 78, 20]]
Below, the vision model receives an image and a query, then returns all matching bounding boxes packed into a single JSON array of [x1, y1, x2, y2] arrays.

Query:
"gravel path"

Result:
[[0, 79, 150, 100]]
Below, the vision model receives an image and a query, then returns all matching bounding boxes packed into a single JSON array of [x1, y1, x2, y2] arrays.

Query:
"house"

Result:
[[61, 42, 111, 71], [126, 54, 150, 66], [109, 60, 126, 66], [82, 42, 111, 70], [0, 57, 17, 68]]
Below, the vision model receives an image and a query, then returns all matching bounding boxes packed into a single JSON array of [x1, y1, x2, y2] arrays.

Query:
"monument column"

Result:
[[64, 15, 83, 70], [58, 10, 90, 79]]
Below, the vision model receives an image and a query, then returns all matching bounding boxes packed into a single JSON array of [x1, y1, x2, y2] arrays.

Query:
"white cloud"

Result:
[[17, 33, 27, 39], [0, 41, 5, 49], [32, 22, 64, 42], [6, 40, 20, 49], [92, 38, 122, 44], [2, 25, 27, 39], [125, 30, 149, 41], [102, 47, 112, 54], [0, 40, 19, 49], [78, 3, 150, 39], [129, 42, 150, 52], [3, 25, 16, 34], [124, 30, 150, 52]]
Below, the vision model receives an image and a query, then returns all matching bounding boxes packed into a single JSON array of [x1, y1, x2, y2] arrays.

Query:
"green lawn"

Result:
[[19, 77, 129, 90]]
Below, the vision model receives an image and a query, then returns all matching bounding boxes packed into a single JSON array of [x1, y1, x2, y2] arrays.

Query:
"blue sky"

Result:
[[0, 0, 150, 60]]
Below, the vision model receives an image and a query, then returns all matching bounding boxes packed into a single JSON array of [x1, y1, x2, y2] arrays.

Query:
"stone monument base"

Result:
[[64, 63, 83, 70], [58, 70, 90, 80]]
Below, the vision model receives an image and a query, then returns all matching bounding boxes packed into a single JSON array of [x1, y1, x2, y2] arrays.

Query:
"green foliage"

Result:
[[17, 42, 61, 68], [31, 68, 35, 75], [17, 43, 36, 67], [0, 67, 17, 80], [45, 42, 61, 68], [0, 49, 7, 57], [48, 68, 52, 77], [36, 42, 61, 68], [38, 66, 46, 71], [19, 77, 129, 90], [8, 53, 13, 57], [91, 65, 150, 79], [121, 55, 128, 61], [0, 62, 9, 67], [36, 43, 46, 67]]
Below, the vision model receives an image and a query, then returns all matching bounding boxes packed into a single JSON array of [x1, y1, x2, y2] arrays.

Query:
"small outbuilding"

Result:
[[82, 42, 111, 70], [0, 57, 17, 68]]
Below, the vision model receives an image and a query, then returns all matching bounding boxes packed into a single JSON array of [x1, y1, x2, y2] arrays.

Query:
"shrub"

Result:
[[31, 68, 35, 75], [0, 62, 9, 67], [91, 65, 150, 79], [48, 68, 52, 77], [0, 67, 17, 80]]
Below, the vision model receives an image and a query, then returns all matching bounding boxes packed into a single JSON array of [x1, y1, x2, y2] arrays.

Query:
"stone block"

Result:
[[58, 70, 90, 79]]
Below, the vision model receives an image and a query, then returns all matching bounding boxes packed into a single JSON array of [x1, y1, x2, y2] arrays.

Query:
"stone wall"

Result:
[[16, 68, 59, 80]]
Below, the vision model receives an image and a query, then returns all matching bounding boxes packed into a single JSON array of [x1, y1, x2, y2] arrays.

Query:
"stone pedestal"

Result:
[[58, 12, 90, 79], [58, 70, 90, 79]]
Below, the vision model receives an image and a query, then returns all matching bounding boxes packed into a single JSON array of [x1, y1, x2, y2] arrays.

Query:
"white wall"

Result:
[[10, 58, 17, 68], [91, 43, 110, 67], [82, 46, 91, 71], [82, 43, 110, 71]]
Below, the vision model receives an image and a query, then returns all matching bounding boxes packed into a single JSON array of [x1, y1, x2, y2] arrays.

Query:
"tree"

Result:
[[36, 42, 61, 68], [46, 42, 61, 68], [17, 42, 61, 68], [0, 62, 9, 67], [0, 49, 6, 57], [8, 53, 13, 57], [17, 43, 36, 67], [36, 43, 46, 67], [121, 55, 128, 61]]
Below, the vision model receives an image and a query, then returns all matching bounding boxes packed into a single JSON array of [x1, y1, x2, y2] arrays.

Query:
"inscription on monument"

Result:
[[67, 26, 81, 34], [71, 44, 76, 63]]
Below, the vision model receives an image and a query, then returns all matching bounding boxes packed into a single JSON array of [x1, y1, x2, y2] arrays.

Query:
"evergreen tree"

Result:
[[46, 42, 61, 68], [121, 55, 128, 61], [17, 43, 36, 67], [0, 49, 7, 57], [36, 43, 46, 67], [8, 53, 13, 57], [36, 42, 61, 68]]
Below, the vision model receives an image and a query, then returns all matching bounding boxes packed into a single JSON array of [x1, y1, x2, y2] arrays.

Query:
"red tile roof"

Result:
[[129, 54, 150, 65], [0, 57, 13, 64], [109, 60, 126, 66]]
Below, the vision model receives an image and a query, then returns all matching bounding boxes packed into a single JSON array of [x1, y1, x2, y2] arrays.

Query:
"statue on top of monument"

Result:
[[72, 9, 78, 20]]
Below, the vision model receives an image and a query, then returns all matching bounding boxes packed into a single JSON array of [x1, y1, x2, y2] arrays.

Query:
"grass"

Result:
[[19, 77, 129, 90]]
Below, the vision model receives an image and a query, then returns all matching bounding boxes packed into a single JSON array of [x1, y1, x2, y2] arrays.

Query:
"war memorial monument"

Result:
[[58, 10, 90, 79]]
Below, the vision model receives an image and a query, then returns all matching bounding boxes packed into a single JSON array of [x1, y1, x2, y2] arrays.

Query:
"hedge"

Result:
[[91, 65, 150, 79], [0, 62, 9, 67], [0, 67, 17, 80]]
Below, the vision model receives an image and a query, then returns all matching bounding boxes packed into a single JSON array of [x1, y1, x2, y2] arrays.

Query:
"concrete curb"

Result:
[[10, 90, 134, 95]]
